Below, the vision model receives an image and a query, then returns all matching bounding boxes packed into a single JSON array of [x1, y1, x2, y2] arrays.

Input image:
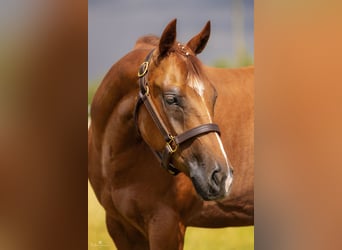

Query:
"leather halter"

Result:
[[134, 49, 221, 175]]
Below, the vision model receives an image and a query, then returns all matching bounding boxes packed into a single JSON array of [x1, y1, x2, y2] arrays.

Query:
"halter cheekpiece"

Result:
[[134, 49, 221, 175]]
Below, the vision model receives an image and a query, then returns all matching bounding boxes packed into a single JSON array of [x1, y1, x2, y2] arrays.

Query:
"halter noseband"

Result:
[[134, 49, 221, 175]]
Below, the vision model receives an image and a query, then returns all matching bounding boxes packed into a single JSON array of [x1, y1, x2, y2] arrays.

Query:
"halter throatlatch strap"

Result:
[[134, 49, 221, 175]]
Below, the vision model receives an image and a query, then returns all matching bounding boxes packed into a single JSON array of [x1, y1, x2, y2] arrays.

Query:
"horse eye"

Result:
[[164, 95, 179, 105]]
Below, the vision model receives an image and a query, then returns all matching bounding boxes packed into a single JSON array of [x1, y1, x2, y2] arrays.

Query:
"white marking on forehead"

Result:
[[188, 75, 205, 97], [187, 74, 213, 123]]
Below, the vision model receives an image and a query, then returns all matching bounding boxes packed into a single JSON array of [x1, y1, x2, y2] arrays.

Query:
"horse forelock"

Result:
[[179, 52, 207, 97]]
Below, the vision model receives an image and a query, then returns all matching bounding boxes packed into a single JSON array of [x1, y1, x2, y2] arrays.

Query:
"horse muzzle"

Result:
[[189, 161, 233, 201]]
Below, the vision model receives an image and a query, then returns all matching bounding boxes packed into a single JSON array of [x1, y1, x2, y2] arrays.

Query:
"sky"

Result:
[[88, 0, 254, 81]]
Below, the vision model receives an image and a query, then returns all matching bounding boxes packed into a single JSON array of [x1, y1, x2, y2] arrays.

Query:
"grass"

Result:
[[88, 182, 114, 250], [184, 227, 254, 250], [88, 182, 254, 250]]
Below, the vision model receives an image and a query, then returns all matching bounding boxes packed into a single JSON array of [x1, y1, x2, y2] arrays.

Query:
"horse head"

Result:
[[136, 19, 233, 201]]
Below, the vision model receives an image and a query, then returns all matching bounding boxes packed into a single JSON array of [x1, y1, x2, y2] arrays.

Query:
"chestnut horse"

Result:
[[88, 19, 253, 250]]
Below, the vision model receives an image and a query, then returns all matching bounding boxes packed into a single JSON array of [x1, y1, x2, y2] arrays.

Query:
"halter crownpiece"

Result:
[[134, 49, 221, 175], [177, 43, 191, 56]]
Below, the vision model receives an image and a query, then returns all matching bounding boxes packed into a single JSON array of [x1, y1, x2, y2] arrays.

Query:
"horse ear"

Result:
[[186, 21, 211, 55], [158, 19, 177, 59]]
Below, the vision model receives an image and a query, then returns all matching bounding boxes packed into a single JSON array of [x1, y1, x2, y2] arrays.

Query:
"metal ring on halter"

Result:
[[144, 85, 150, 96], [166, 135, 178, 153], [138, 62, 149, 77]]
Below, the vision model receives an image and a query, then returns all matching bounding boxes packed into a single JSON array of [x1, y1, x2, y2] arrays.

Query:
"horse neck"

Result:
[[205, 66, 254, 93], [102, 91, 138, 156], [97, 72, 162, 182], [90, 50, 149, 150]]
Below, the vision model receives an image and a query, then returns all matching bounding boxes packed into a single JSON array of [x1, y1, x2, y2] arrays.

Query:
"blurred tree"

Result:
[[212, 53, 253, 68], [230, 0, 254, 68], [212, 58, 231, 68], [236, 51, 254, 67]]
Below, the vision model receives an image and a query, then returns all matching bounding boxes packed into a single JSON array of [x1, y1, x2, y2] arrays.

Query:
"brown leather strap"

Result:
[[161, 148, 177, 174], [160, 123, 220, 174], [139, 88, 171, 142], [175, 123, 220, 144]]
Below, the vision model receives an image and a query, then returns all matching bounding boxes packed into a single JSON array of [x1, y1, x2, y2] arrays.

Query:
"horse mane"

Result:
[[134, 35, 159, 50]]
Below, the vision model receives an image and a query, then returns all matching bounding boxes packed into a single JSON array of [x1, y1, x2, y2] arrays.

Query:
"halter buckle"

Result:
[[144, 85, 150, 96], [138, 62, 149, 77], [166, 135, 178, 153]]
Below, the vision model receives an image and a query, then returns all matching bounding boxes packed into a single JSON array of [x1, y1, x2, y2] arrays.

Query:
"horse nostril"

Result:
[[211, 169, 223, 188], [212, 170, 219, 186]]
